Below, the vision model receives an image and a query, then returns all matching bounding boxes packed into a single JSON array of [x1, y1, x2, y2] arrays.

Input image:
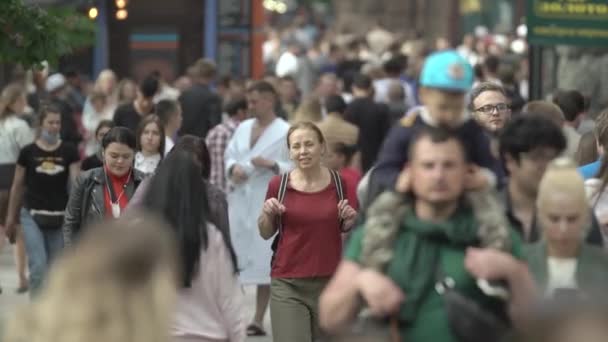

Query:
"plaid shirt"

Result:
[[205, 118, 239, 193]]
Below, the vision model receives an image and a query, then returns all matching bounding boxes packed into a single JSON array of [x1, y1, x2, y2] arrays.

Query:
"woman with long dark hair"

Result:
[[62, 127, 146, 245], [143, 150, 245, 342], [5, 104, 80, 295], [129, 135, 231, 240]]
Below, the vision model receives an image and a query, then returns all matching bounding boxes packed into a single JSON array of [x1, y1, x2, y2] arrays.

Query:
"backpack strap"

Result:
[[276, 170, 345, 238], [330, 169, 344, 202], [276, 173, 289, 233], [271, 173, 289, 265], [329, 169, 347, 232]]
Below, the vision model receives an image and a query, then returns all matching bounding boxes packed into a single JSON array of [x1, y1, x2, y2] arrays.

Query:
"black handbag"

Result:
[[435, 265, 510, 342], [31, 212, 64, 230]]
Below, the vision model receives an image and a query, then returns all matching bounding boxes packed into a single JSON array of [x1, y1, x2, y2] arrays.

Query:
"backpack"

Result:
[[270, 169, 346, 265]]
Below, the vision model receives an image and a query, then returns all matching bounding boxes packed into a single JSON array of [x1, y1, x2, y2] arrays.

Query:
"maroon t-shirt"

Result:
[[266, 173, 358, 278], [340, 167, 362, 209]]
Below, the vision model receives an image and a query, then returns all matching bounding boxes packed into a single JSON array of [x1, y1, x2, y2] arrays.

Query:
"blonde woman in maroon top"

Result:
[[258, 121, 358, 342]]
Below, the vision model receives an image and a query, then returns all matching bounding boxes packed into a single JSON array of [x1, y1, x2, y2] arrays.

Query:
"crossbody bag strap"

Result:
[[329, 169, 346, 231]]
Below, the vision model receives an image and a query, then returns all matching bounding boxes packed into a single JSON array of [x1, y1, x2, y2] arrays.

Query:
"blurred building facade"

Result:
[[332, 0, 526, 45], [20, 0, 264, 83]]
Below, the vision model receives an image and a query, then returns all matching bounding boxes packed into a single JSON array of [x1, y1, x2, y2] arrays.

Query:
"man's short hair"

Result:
[[140, 76, 159, 99], [383, 57, 405, 75], [318, 72, 337, 84], [64, 68, 79, 79], [225, 97, 248, 117], [247, 80, 277, 97], [155, 99, 179, 128], [468, 82, 508, 110], [553, 90, 586, 123], [522, 101, 565, 127], [352, 74, 372, 90], [325, 95, 347, 114], [408, 126, 469, 162], [484, 55, 500, 74], [190, 59, 217, 80], [499, 114, 567, 166], [218, 75, 232, 88], [280, 75, 295, 83]]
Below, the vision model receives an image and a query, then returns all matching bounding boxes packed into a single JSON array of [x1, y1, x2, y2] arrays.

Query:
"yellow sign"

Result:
[[534, 0, 608, 20], [461, 0, 482, 14], [528, 0, 608, 46]]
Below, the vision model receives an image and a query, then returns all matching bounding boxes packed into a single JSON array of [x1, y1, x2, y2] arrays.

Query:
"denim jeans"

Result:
[[20, 208, 64, 296]]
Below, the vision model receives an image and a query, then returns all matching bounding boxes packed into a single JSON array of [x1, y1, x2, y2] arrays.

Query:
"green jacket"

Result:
[[346, 206, 523, 342], [525, 242, 608, 296]]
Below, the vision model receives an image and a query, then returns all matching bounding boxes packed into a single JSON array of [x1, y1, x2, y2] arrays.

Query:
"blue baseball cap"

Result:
[[419, 50, 473, 92]]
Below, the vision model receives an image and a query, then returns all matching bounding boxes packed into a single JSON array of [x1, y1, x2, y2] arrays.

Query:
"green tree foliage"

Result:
[[0, 0, 95, 67]]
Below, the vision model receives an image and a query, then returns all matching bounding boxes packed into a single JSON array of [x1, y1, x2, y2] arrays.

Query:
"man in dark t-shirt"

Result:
[[113, 76, 159, 131], [179, 59, 222, 138], [345, 74, 391, 173]]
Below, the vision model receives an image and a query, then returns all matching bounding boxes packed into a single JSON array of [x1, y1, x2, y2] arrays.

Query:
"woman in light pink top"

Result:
[[143, 150, 246, 342]]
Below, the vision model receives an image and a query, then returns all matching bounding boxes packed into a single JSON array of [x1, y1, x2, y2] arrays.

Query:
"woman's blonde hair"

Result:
[[94, 69, 117, 92], [117, 78, 137, 104], [0, 83, 26, 120], [4, 213, 178, 342], [286, 121, 326, 148], [538, 158, 587, 207], [292, 97, 323, 123], [537, 157, 590, 237], [93, 70, 119, 107]]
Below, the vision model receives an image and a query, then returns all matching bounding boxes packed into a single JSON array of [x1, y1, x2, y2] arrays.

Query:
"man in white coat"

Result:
[[224, 81, 292, 336]]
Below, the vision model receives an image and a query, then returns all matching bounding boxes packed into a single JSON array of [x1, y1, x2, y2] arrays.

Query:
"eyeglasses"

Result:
[[474, 103, 511, 114]]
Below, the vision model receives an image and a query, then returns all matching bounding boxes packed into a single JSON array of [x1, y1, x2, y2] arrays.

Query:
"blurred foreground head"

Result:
[[5, 212, 178, 342], [512, 300, 608, 342]]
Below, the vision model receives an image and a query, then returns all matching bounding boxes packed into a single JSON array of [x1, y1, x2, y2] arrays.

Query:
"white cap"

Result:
[[474, 26, 489, 38], [46, 73, 67, 93]]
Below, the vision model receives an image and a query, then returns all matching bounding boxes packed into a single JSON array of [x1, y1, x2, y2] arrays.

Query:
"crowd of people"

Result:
[[0, 24, 608, 342]]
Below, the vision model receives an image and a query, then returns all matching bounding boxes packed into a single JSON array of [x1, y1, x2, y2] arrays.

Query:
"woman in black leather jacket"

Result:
[[62, 127, 145, 245]]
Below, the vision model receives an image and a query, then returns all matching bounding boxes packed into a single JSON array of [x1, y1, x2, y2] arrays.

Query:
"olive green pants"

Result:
[[270, 277, 330, 342]]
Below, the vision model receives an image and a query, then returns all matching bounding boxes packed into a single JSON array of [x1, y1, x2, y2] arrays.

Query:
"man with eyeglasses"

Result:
[[469, 83, 512, 187], [470, 82, 512, 135]]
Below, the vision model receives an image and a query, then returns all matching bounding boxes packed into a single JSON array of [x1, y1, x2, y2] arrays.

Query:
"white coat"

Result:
[[224, 118, 292, 285]]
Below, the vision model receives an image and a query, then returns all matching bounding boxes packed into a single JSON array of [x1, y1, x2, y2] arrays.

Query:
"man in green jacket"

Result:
[[319, 126, 537, 341]]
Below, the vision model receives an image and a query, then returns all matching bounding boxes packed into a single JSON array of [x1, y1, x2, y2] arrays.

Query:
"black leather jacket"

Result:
[[62, 167, 145, 246]]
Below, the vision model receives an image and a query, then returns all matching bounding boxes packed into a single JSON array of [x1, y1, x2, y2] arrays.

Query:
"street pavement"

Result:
[[0, 247, 272, 341]]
